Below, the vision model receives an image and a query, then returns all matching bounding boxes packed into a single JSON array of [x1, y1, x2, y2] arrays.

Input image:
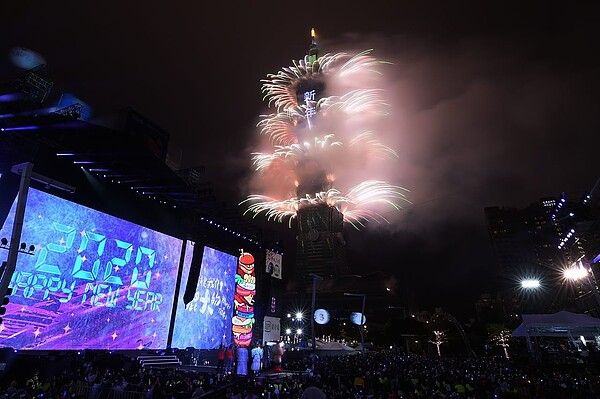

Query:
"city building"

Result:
[[485, 187, 600, 317], [295, 204, 348, 280]]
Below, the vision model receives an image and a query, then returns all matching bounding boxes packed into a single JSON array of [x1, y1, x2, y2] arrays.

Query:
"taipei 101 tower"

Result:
[[296, 30, 347, 280], [243, 29, 408, 281]]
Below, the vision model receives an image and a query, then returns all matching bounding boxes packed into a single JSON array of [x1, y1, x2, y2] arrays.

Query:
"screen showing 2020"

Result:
[[0, 188, 182, 350]]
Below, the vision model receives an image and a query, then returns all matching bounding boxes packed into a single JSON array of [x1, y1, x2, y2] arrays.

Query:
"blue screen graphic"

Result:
[[171, 246, 237, 349], [0, 188, 182, 350]]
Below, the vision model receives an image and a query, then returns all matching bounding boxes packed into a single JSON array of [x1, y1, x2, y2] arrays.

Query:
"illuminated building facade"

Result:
[[485, 190, 600, 316], [296, 203, 347, 280]]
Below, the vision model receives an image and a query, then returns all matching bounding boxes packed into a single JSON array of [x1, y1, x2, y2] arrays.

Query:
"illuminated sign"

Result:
[[350, 312, 366, 326], [232, 251, 256, 347], [314, 309, 330, 325], [265, 249, 282, 280], [263, 316, 280, 343]]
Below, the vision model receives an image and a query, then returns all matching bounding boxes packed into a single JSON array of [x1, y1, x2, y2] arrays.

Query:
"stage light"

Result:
[[0, 287, 12, 325], [520, 279, 540, 289], [1, 126, 39, 132], [564, 263, 588, 281]]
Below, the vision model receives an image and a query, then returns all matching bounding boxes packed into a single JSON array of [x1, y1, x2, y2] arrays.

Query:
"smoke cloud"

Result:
[[314, 31, 599, 235]]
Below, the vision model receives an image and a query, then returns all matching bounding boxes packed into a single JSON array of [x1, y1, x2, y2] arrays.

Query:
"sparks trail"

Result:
[[242, 31, 409, 229]]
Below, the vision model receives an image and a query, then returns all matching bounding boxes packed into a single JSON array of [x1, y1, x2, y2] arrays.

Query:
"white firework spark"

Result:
[[349, 132, 398, 159], [243, 181, 409, 230], [257, 113, 298, 146], [319, 89, 389, 115], [252, 135, 342, 171], [261, 50, 387, 120]]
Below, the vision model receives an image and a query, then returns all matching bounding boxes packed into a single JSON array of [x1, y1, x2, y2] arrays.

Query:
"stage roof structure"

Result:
[[512, 310, 600, 338], [0, 112, 265, 242]]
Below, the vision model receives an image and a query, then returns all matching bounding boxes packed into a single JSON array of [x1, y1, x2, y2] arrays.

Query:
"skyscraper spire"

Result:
[[308, 28, 319, 64]]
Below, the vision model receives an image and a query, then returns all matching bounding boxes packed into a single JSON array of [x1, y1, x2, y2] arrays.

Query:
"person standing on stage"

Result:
[[271, 341, 285, 372], [236, 345, 249, 376], [251, 342, 263, 374], [263, 343, 272, 370], [217, 344, 225, 375], [225, 344, 234, 374]]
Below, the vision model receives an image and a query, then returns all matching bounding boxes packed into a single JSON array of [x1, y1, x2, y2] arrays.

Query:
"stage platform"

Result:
[[142, 362, 309, 381], [258, 369, 309, 380]]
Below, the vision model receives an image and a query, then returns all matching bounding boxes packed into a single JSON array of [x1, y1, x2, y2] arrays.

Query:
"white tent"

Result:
[[314, 340, 357, 351], [308, 339, 358, 356]]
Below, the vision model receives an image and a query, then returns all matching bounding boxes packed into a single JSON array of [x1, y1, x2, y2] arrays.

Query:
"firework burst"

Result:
[[243, 36, 409, 228]]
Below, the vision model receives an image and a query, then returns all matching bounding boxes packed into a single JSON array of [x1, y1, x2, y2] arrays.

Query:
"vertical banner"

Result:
[[232, 251, 256, 347], [269, 286, 282, 315], [263, 316, 280, 343], [265, 250, 282, 280]]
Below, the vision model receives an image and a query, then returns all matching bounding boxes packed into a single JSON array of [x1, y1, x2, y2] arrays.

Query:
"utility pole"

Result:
[[0, 163, 33, 305], [0, 163, 75, 308], [344, 292, 366, 354], [309, 273, 322, 354]]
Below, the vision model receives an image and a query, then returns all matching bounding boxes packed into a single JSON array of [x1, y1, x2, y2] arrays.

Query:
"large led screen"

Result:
[[171, 246, 237, 349], [0, 188, 182, 350]]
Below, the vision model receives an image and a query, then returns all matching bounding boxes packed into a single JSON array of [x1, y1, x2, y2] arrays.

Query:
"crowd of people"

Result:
[[0, 351, 225, 399], [1, 347, 600, 398], [278, 351, 600, 398]]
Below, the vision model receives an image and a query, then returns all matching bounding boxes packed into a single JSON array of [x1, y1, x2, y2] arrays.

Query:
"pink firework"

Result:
[[242, 33, 409, 229]]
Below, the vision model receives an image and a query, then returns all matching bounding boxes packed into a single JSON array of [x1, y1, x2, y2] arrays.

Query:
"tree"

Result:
[[429, 330, 447, 357], [491, 329, 512, 359]]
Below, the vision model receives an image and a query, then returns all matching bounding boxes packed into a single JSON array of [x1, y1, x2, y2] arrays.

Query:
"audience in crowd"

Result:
[[2, 349, 600, 398]]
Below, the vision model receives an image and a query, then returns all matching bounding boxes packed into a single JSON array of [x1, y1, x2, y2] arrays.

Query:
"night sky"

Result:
[[2, 1, 600, 318]]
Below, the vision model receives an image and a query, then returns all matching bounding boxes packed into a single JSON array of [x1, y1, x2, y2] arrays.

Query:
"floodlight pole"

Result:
[[309, 273, 322, 355], [344, 292, 366, 355], [0, 163, 33, 303]]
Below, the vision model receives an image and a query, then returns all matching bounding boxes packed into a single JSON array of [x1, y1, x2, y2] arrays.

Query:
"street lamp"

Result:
[[520, 279, 541, 289], [344, 292, 366, 354], [518, 277, 543, 314]]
